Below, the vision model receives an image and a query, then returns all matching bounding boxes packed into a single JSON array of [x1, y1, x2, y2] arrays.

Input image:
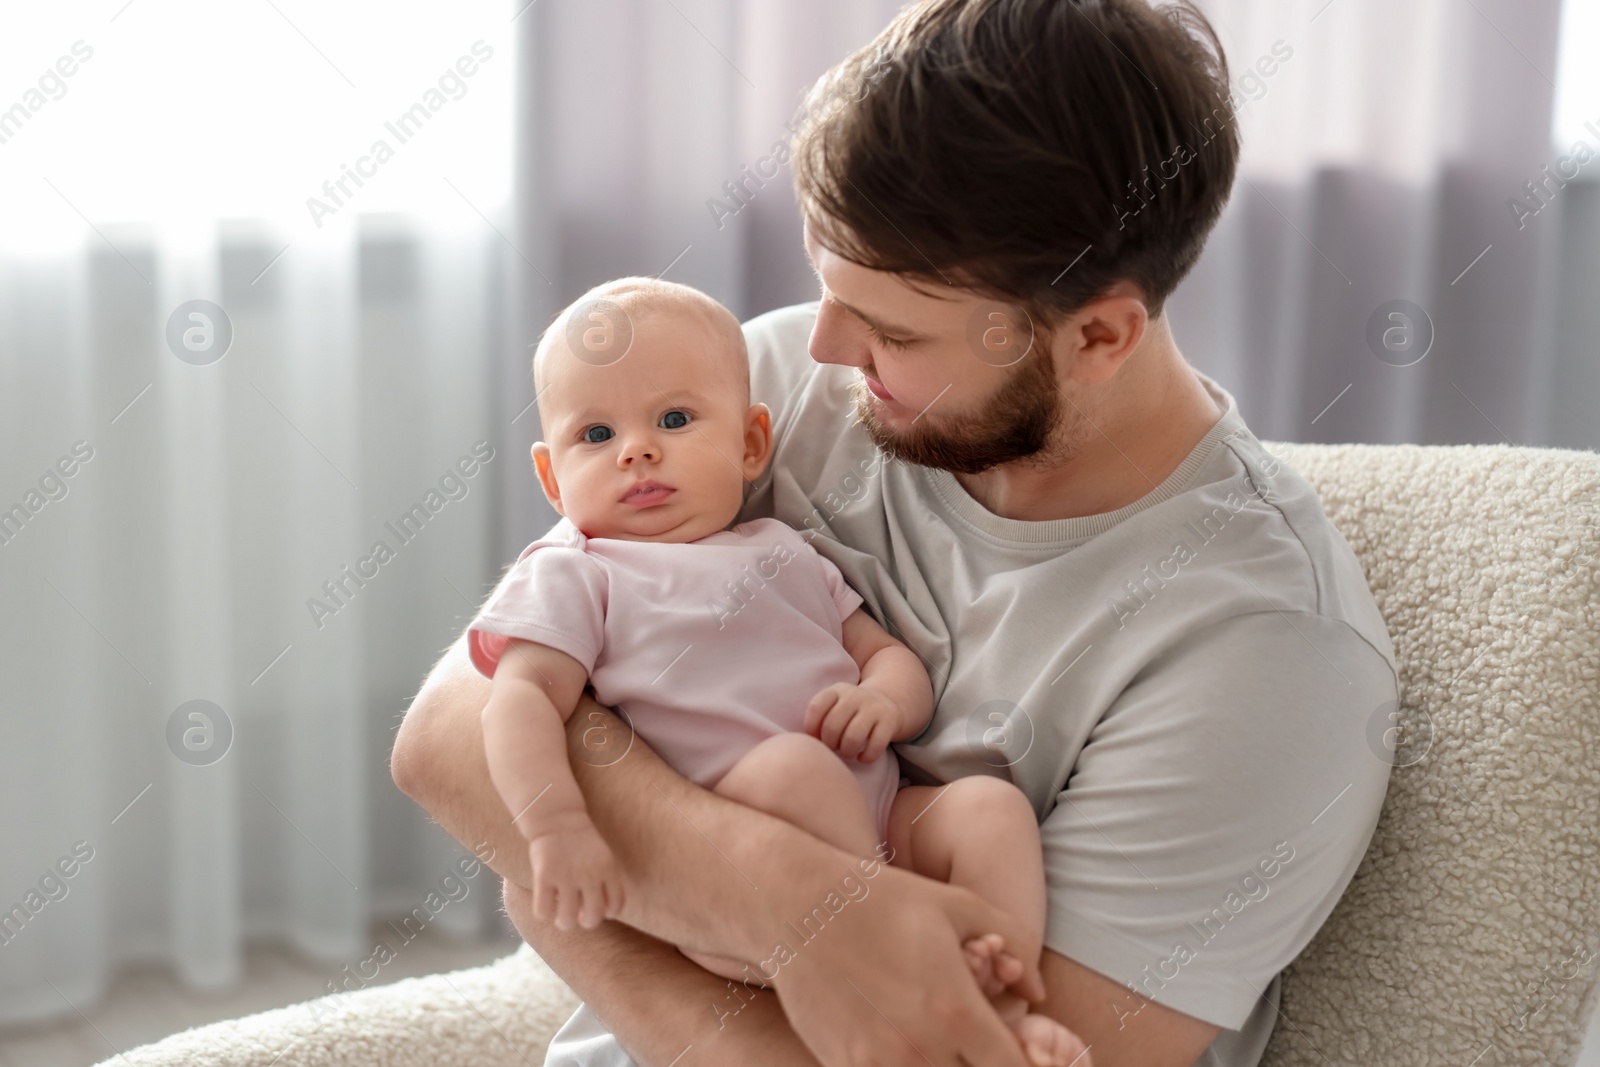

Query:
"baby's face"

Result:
[[533, 301, 770, 543]]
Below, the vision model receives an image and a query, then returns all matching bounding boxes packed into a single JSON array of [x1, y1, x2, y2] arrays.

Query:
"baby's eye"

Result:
[[659, 410, 691, 430], [583, 425, 614, 444]]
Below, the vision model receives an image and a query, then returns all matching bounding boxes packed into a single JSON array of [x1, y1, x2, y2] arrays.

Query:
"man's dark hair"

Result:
[[792, 0, 1240, 323]]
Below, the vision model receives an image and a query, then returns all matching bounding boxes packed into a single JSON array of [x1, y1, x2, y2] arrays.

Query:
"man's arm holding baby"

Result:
[[396, 636, 1221, 1067], [395, 635, 1051, 1067]]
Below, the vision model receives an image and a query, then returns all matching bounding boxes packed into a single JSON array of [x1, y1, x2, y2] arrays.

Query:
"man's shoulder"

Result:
[[1186, 427, 1397, 671]]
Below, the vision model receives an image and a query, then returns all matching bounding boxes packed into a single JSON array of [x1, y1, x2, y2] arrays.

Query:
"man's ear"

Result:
[[532, 442, 565, 515], [1060, 286, 1149, 384], [741, 403, 774, 481]]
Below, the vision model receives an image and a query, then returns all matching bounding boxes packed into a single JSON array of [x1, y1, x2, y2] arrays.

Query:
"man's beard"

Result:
[[852, 350, 1079, 475]]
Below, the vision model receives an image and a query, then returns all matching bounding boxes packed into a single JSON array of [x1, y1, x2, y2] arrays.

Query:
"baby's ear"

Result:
[[741, 403, 774, 480], [532, 442, 564, 515]]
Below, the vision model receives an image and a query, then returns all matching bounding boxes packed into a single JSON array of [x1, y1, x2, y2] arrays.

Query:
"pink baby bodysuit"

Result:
[[468, 517, 900, 839]]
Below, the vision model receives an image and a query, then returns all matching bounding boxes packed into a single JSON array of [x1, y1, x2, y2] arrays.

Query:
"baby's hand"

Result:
[[527, 815, 625, 931], [805, 682, 903, 763]]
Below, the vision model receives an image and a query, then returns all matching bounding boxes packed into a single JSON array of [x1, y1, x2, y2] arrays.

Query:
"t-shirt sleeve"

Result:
[[467, 545, 607, 678], [1038, 610, 1397, 1031]]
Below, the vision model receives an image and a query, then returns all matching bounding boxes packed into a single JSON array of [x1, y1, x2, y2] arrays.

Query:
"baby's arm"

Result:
[[805, 608, 935, 763], [481, 638, 623, 930]]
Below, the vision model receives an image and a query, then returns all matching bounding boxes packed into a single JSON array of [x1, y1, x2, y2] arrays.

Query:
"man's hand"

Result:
[[527, 811, 625, 930], [804, 682, 903, 762], [770, 860, 1049, 1067]]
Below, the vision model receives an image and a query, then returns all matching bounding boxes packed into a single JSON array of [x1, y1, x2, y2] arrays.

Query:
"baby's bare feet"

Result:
[[962, 932, 1025, 998], [963, 934, 1092, 1067], [1012, 1011, 1091, 1066]]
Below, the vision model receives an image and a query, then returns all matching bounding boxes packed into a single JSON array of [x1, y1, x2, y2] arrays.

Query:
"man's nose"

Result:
[[809, 301, 872, 369]]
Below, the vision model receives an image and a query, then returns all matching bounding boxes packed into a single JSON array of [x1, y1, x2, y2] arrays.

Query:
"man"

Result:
[[391, 1, 1399, 1064]]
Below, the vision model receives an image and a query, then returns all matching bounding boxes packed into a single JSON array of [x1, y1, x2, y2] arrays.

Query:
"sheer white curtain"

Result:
[[1, 1, 515, 1028]]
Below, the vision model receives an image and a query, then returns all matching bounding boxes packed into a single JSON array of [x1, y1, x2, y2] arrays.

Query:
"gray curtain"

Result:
[[1173, 0, 1596, 452]]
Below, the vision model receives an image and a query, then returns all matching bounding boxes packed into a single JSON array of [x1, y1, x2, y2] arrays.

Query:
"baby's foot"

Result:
[[963, 934, 1091, 1066], [1012, 1011, 1091, 1067], [962, 932, 1026, 998]]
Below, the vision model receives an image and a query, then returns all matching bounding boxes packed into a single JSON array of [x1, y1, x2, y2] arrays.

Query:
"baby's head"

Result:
[[530, 278, 772, 543]]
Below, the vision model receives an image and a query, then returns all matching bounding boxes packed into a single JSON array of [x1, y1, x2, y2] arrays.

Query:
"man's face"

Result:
[[803, 229, 1078, 474]]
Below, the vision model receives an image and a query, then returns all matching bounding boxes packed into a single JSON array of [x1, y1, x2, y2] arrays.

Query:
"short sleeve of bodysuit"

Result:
[[467, 541, 609, 678]]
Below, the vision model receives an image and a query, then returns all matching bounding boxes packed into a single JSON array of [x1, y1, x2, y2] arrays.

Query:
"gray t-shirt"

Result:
[[733, 302, 1398, 1066]]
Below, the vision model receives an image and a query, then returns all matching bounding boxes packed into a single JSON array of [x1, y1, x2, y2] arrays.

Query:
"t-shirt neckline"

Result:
[[918, 372, 1246, 548]]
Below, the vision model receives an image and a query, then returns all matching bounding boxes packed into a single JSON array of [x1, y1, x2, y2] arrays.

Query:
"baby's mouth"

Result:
[[620, 481, 676, 508]]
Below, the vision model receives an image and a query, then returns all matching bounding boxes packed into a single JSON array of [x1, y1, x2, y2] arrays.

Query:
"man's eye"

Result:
[[867, 324, 907, 350], [659, 410, 691, 429], [583, 426, 614, 443]]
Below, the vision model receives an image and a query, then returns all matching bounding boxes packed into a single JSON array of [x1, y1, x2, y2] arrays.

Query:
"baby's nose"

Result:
[[618, 437, 659, 465]]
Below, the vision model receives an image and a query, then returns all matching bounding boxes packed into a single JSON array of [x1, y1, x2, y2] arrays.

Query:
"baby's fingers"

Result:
[[803, 686, 843, 736], [817, 702, 859, 751], [577, 882, 607, 929], [859, 720, 895, 763], [837, 709, 878, 760], [554, 882, 584, 931], [532, 876, 559, 924]]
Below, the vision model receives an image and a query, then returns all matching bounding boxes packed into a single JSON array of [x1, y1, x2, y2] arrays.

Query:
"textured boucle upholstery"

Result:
[[97, 945, 580, 1067], [1259, 444, 1600, 1067], [98, 443, 1600, 1067]]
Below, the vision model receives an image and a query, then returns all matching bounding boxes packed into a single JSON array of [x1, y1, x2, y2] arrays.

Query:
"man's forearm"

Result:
[[397, 642, 1050, 1067], [567, 700, 855, 961], [395, 636, 856, 960], [505, 881, 820, 1067]]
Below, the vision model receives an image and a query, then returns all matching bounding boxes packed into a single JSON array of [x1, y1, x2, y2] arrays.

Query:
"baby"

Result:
[[468, 277, 1078, 1065]]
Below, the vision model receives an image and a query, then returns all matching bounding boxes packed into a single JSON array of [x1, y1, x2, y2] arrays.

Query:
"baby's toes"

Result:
[[991, 948, 1026, 987], [962, 938, 993, 981], [961, 934, 1009, 997], [1014, 1013, 1090, 1067]]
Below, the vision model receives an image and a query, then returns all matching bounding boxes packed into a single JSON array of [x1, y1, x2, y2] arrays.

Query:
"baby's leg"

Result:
[[714, 733, 879, 856], [889, 777, 1083, 1067], [889, 777, 1045, 972], [682, 733, 879, 983]]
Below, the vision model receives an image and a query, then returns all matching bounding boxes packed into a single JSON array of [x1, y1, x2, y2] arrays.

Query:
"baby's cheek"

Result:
[[561, 470, 613, 530], [704, 458, 748, 508]]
